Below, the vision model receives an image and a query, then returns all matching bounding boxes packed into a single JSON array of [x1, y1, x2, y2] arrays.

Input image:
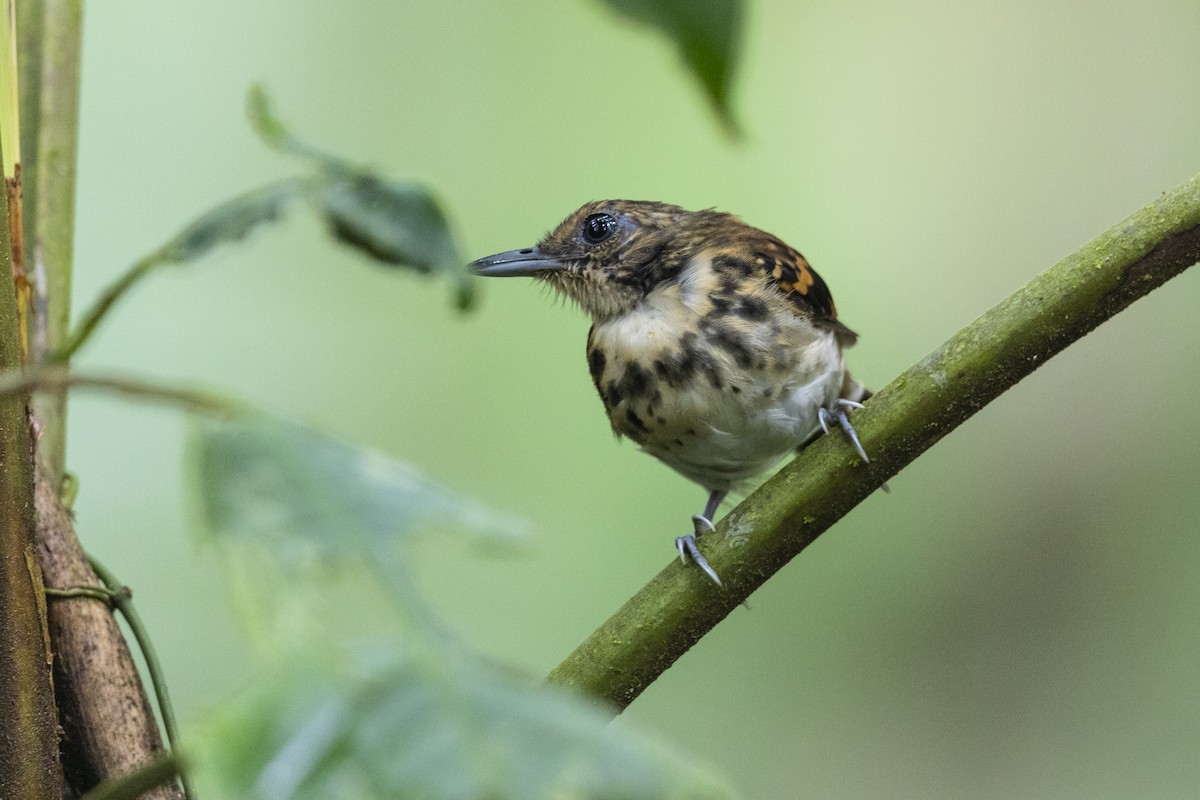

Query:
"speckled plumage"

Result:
[[471, 200, 870, 582]]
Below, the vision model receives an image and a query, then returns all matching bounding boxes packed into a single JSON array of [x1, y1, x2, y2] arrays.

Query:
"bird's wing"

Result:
[[750, 234, 859, 345]]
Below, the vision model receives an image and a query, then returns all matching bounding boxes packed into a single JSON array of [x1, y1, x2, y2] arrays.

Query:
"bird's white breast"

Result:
[[588, 259, 846, 491]]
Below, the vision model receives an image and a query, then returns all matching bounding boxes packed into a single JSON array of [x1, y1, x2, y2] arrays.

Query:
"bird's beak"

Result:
[[469, 247, 568, 277]]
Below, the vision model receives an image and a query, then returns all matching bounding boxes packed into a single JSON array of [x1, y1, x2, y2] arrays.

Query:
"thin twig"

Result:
[[53, 176, 308, 362], [548, 171, 1200, 712], [0, 363, 242, 416]]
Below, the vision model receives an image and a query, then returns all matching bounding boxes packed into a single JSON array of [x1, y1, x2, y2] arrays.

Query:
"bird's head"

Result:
[[470, 200, 724, 320]]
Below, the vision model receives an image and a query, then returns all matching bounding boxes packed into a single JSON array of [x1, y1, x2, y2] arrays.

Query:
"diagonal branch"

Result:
[[548, 172, 1200, 712]]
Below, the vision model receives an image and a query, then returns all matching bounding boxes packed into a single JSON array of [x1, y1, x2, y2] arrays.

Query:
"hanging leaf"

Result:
[[316, 169, 475, 308], [191, 644, 733, 800], [247, 85, 476, 307], [318, 172, 461, 276], [601, 0, 744, 134]]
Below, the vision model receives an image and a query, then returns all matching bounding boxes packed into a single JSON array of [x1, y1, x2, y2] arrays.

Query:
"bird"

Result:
[[470, 200, 872, 585]]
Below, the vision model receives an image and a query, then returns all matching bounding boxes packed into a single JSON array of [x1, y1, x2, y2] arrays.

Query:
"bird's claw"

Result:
[[820, 400, 889, 492], [819, 399, 870, 464], [677, 522, 722, 587]]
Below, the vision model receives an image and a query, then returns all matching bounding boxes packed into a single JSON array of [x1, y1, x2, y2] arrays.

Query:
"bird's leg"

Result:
[[819, 398, 870, 463], [677, 489, 727, 586], [819, 399, 889, 492]]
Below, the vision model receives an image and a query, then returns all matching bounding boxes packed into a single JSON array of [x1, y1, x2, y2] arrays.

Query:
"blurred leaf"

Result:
[[187, 412, 728, 798], [192, 644, 733, 800], [319, 172, 462, 276], [58, 179, 309, 360], [193, 413, 524, 563], [159, 179, 307, 264], [246, 83, 338, 164], [248, 85, 477, 308], [315, 171, 476, 308], [601, 0, 743, 134], [246, 83, 290, 151]]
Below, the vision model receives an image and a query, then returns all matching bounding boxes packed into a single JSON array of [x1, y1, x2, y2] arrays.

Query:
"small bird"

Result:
[[470, 201, 871, 585]]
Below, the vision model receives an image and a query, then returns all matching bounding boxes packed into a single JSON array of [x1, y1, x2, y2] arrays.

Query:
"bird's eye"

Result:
[[581, 213, 619, 246]]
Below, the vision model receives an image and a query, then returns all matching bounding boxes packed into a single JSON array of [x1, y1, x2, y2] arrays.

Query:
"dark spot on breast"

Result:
[[708, 293, 733, 314], [657, 416, 667, 425], [686, 428, 697, 436], [587, 347, 607, 381], [625, 408, 648, 432], [653, 352, 697, 388], [736, 296, 769, 321], [604, 381, 623, 407], [673, 438, 684, 447], [731, 385, 741, 394], [615, 361, 652, 400], [708, 324, 755, 369], [682, 333, 725, 389]]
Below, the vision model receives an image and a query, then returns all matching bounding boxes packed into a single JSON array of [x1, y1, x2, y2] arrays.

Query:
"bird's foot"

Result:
[[819, 399, 869, 462], [819, 399, 890, 492], [676, 514, 723, 586]]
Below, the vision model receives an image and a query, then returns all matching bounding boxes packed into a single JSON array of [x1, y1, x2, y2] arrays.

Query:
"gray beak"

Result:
[[469, 247, 568, 277]]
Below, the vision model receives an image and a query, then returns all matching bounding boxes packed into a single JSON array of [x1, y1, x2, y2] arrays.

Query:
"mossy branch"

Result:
[[548, 172, 1200, 712]]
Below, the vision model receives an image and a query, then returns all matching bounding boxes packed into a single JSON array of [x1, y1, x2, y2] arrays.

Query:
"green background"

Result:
[[68, 1, 1199, 797]]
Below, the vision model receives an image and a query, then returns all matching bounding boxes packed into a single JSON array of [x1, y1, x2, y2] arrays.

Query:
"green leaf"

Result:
[[187, 415, 729, 798], [318, 172, 458, 268], [318, 171, 476, 309], [246, 83, 290, 151], [57, 179, 308, 361], [191, 644, 733, 800], [193, 414, 522, 554], [192, 414, 524, 562], [159, 179, 307, 264], [601, 0, 743, 134], [246, 85, 476, 308]]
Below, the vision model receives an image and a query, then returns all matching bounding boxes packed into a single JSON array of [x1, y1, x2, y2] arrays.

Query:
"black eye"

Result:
[[581, 213, 619, 246]]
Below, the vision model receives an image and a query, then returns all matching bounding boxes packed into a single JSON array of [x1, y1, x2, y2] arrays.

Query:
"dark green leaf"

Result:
[[192, 414, 523, 561], [601, 0, 743, 134], [246, 86, 476, 307], [160, 179, 306, 264], [319, 172, 460, 272], [192, 645, 733, 800]]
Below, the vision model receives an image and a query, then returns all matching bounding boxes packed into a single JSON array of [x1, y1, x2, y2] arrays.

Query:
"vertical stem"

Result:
[[0, 116, 62, 800], [29, 0, 82, 485], [15, 0, 42, 233]]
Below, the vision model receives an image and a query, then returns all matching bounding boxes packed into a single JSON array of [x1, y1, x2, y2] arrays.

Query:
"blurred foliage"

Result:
[[60, 89, 471, 361], [156, 180, 304, 265], [187, 413, 732, 799], [600, 0, 743, 134], [247, 87, 472, 308]]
